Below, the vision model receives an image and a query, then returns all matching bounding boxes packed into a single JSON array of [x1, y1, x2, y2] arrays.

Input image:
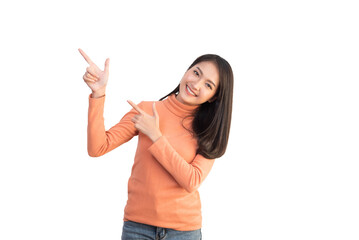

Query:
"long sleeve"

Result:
[[87, 94, 139, 157], [148, 136, 215, 193], [120, 94, 216, 231]]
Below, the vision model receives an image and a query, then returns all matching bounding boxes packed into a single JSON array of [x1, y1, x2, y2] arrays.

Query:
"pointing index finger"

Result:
[[127, 100, 144, 114], [78, 48, 93, 64]]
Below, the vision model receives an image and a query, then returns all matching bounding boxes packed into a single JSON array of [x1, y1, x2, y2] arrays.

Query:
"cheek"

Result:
[[184, 72, 196, 81], [200, 89, 215, 100], [179, 80, 186, 89]]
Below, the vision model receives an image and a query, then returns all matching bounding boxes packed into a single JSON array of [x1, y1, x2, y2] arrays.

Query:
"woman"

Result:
[[79, 48, 233, 240]]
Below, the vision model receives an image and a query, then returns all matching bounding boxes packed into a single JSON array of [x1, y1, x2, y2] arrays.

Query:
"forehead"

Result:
[[194, 61, 220, 85]]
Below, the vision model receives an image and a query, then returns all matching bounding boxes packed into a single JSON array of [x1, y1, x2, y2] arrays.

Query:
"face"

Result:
[[176, 61, 220, 106]]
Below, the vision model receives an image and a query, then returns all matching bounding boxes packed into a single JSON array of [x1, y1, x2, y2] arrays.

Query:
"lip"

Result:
[[185, 84, 197, 97]]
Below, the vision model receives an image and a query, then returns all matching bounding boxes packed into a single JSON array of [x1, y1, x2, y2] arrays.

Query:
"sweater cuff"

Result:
[[89, 93, 105, 103], [148, 136, 179, 166], [148, 136, 168, 156]]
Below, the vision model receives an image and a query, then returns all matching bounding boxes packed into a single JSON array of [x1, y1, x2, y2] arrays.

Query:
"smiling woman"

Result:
[[79, 49, 234, 240], [161, 54, 234, 159], [176, 61, 220, 106]]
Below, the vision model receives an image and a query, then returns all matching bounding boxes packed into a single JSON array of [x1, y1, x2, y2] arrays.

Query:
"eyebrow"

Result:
[[196, 66, 217, 87]]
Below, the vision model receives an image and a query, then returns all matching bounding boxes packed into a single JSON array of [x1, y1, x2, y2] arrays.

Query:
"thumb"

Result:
[[104, 58, 110, 75], [152, 102, 159, 119]]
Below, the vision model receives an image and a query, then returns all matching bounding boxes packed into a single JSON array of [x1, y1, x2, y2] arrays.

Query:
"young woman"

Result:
[[79, 48, 233, 240]]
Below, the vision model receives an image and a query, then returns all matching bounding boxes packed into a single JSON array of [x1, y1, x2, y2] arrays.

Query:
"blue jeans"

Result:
[[121, 220, 202, 240]]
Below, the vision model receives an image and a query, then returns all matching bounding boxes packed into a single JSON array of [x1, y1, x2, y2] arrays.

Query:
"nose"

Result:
[[192, 79, 204, 90]]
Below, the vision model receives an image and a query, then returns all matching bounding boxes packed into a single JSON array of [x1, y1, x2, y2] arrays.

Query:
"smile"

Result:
[[186, 85, 197, 97]]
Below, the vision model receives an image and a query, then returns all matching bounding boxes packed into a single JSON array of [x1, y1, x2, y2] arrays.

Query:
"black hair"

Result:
[[160, 54, 233, 159]]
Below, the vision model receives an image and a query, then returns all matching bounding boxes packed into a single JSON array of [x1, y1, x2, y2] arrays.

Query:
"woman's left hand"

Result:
[[127, 100, 162, 142]]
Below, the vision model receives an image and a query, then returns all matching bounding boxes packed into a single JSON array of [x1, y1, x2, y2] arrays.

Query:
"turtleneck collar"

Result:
[[163, 94, 199, 118]]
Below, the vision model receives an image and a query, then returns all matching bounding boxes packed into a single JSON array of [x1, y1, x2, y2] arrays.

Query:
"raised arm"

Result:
[[87, 95, 139, 157], [79, 48, 138, 157]]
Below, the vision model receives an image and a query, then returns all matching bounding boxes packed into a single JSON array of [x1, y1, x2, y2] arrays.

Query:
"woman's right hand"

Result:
[[79, 48, 110, 96]]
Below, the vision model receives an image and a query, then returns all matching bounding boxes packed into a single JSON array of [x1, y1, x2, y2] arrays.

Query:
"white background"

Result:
[[0, 0, 358, 239]]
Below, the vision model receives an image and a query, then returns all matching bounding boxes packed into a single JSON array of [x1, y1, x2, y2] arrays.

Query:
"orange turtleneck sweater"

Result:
[[87, 93, 215, 231]]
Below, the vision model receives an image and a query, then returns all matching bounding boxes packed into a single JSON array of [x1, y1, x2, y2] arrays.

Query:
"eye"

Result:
[[193, 70, 199, 76], [206, 83, 213, 90]]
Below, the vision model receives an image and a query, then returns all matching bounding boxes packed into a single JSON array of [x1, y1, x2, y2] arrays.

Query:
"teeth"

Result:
[[187, 85, 196, 96]]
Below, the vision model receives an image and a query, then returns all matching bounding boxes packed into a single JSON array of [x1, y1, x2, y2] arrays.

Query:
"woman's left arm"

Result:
[[127, 100, 215, 193], [148, 136, 215, 193]]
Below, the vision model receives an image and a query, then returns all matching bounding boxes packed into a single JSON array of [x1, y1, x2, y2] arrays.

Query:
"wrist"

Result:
[[91, 89, 106, 98], [150, 132, 162, 143]]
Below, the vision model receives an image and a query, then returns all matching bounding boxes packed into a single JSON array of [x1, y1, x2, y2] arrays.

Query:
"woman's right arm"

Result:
[[79, 48, 138, 157], [87, 93, 139, 157]]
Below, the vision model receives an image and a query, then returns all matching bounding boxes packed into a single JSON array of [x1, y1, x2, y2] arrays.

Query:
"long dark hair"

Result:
[[160, 54, 233, 159]]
